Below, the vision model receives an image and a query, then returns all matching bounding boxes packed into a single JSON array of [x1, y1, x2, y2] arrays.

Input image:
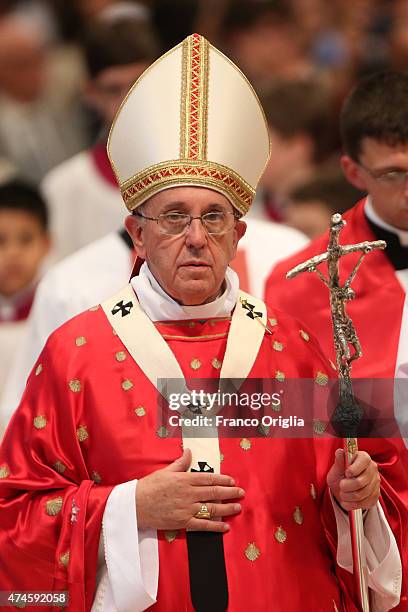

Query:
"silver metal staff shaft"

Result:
[[287, 213, 386, 612]]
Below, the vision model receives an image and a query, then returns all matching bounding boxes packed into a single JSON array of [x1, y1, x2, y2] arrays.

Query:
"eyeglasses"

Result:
[[359, 163, 408, 187], [135, 211, 239, 235]]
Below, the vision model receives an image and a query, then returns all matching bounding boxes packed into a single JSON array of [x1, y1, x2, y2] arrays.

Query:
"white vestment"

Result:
[[42, 150, 126, 262]]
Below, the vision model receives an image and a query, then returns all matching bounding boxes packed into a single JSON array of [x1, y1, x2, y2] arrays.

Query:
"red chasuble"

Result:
[[265, 198, 408, 609], [0, 300, 401, 610]]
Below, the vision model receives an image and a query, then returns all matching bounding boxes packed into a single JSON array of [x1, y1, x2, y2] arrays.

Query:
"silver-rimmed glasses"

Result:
[[359, 163, 408, 187], [135, 211, 239, 235]]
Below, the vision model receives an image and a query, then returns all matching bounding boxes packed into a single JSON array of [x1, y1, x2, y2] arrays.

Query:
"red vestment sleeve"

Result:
[[0, 335, 114, 611]]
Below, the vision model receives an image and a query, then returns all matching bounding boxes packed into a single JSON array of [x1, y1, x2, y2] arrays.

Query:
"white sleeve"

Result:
[[0, 275, 63, 425], [331, 494, 402, 611], [92, 480, 158, 612]]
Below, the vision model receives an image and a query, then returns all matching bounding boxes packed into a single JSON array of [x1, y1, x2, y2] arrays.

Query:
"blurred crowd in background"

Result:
[[0, 0, 407, 408]]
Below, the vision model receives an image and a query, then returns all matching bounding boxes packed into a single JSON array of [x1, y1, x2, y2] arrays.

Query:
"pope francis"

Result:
[[0, 34, 402, 611]]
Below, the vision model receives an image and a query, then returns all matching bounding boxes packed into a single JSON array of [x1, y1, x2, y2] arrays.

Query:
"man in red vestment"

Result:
[[265, 70, 408, 609], [0, 37, 401, 611]]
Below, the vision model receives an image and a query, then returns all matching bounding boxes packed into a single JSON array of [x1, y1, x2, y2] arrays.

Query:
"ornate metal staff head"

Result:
[[287, 213, 386, 437]]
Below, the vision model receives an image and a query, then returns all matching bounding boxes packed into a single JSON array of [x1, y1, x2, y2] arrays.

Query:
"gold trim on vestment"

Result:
[[0, 464, 10, 478], [161, 332, 228, 341], [45, 496, 63, 516], [33, 415, 47, 430], [76, 426, 89, 442], [59, 551, 70, 567], [53, 461, 67, 474], [155, 317, 231, 327], [245, 542, 261, 561]]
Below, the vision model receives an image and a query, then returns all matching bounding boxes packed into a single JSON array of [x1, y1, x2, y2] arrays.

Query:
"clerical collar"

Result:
[[131, 262, 239, 322], [364, 198, 408, 271]]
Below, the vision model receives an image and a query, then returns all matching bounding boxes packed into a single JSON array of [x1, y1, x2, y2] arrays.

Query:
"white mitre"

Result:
[[108, 33, 270, 216]]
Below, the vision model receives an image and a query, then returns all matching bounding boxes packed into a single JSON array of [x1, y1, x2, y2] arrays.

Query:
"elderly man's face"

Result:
[[125, 187, 246, 305]]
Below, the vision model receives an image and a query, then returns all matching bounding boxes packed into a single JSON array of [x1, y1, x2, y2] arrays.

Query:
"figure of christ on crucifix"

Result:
[[287, 212, 386, 612], [287, 212, 386, 381]]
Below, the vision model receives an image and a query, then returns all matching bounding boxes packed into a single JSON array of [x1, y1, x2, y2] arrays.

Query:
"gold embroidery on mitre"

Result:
[[313, 419, 327, 435], [310, 483, 317, 499], [245, 542, 260, 561], [269, 318, 278, 327], [89, 305, 99, 311], [212, 358, 222, 369], [33, 415, 47, 429], [275, 370, 285, 382], [135, 406, 146, 417], [165, 530, 179, 543], [122, 379, 133, 391], [53, 461, 66, 474], [75, 336, 87, 347], [315, 371, 329, 386], [0, 464, 10, 478], [275, 526, 287, 543], [293, 506, 304, 525], [60, 551, 70, 567], [46, 496, 63, 516], [35, 363, 43, 376], [76, 426, 89, 442], [91, 471, 102, 484], [120, 159, 254, 216], [273, 341, 283, 352], [115, 351, 127, 362], [299, 329, 310, 342], [180, 34, 209, 161], [157, 426, 169, 438], [68, 379, 81, 393], [190, 358, 201, 370], [240, 438, 251, 451]]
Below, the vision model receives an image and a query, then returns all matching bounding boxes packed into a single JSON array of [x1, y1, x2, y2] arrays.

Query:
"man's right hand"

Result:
[[136, 449, 244, 532]]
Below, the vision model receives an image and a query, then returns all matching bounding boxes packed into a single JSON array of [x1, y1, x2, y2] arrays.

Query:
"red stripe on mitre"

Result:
[[187, 34, 205, 160]]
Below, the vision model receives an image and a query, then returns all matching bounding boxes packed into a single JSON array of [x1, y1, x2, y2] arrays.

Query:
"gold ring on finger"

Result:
[[194, 503, 211, 519]]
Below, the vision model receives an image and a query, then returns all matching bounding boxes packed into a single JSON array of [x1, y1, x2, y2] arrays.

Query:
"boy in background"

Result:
[[0, 179, 50, 405]]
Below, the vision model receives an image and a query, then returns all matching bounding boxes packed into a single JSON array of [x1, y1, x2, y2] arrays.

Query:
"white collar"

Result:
[[364, 197, 408, 246], [131, 262, 239, 321]]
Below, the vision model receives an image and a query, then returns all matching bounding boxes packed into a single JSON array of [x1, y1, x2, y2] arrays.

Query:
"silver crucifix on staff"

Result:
[[286, 212, 386, 612]]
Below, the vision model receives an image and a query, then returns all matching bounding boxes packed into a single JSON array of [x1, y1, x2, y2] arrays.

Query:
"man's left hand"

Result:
[[327, 448, 380, 511]]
